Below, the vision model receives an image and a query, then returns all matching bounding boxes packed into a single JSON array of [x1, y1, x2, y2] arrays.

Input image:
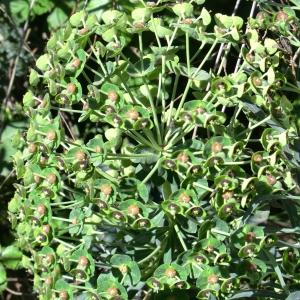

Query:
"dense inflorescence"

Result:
[[9, 1, 300, 299]]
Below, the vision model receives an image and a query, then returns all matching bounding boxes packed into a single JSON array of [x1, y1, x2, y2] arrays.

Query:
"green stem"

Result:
[[142, 158, 161, 184], [193, 182, 214, 193], [237, 115, 271, 138], [174, 224, 188, 251], [138, 245, 162, 265]]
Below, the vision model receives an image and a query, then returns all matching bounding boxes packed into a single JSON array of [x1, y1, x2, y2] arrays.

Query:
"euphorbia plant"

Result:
[[9, 0, 300, 299]]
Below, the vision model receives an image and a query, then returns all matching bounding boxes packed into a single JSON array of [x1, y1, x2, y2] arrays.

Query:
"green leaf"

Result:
[[70, 10, 86, 27], [9, 0, 29, 24], [47, 7, 68, 29], [0, 264, 7, 293], [172, 3, 194, 17], [32, 0, 54, 16], [137, 183, 149, 202], [1, 246, 23, 269], [286, 292, 300, 300], [148, 18, 173, 38], [200, 7, 211, 25], [36, 54, 50, 71]]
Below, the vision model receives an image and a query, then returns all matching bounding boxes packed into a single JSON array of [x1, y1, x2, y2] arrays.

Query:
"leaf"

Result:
[[47, 7, 68, 29], [286, 292, 300, 300], [9, 0, 29, 23], [200, 7, 211, 25], [32, 0, 54, 16], [0, 264, 7, 293], [86, 0, 111, 19], [137, 183, 149, 202], [172, 3, 194, 17], [36, 54, 50, 71], [1, 246, 23, 269], [148, 18, 173, 38], [230, 290, 284, 299], [127, 57, 155, 77]]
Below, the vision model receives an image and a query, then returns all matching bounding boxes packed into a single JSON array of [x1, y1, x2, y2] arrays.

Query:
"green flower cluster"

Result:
[[9, 1, 300, 299]]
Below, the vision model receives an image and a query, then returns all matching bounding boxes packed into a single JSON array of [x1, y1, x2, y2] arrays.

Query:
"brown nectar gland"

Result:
[[276, 11, 288, 22], [182, 18, 193, 25], [134, 21, 145, 28], [118, 264, 128, 273], [45, 276, 52, 285], [66, 83, 76, 94], [42, 224, 51, 235], [195, 107, 206, 114], [47, 130, 56, 141], [78, 256, 89, 267], [59, 291, 69, 300], [207, 274, 219, 284], [71, 58, 81, 68], [46, 173, 57, 184], [94, 146, 102, 153], [164, 267, 177, 278], [222, 191, 233, 201], [44, 253, 54, 264], [211, 142, 223, 153], [177, 153, 189, 163], [100, 184, 112, 196], [256, 12, 266, 21], [28, 143, 37, 153], [127, 204, 140, 216], [107, 90, 119, 102], [107, 287, 119, 297], [248, 263, 257, 271], [34, 175, 41, 184], [37, 204, 46, 216], [126, 109, 139, 121], [179, 192, 191, 203], [266, 174, 277, 186], [78, 27, 89, 35], [252, 76, 262, 87], [253, 154, 263, 163], [245, 232, 256, 242], [75, 150, 86, 161]]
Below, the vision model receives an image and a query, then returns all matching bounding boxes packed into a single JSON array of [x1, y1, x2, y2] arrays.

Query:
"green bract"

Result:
[[10, 1, 300, 299]]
